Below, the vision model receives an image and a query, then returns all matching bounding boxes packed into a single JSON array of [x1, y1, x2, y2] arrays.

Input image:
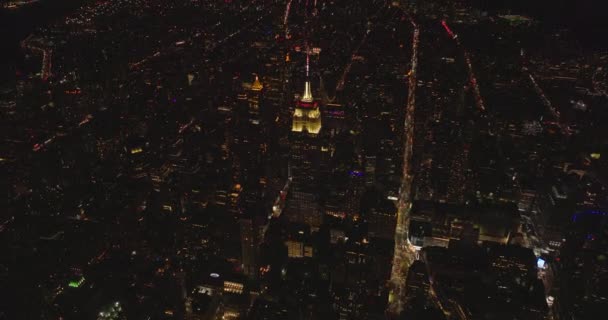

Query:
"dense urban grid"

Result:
[[1, 0, 608, 319]]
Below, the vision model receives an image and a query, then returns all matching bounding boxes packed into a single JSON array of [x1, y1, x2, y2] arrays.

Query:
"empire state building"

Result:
[[286, 53, 323, 229]]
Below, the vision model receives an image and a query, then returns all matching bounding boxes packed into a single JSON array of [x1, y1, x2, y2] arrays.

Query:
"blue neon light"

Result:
[[349, 170, 363, 177], [572, 210, 608, 222]]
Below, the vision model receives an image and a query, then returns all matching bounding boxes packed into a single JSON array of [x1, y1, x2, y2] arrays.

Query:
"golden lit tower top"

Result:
[[302, 81, 313, 103], [292, 51, 321, 134], [301, 52, 313, 102], [251, 75, 263, 91]]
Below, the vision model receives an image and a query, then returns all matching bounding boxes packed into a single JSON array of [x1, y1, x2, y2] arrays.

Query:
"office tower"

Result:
[[286, 53, 323, 229]]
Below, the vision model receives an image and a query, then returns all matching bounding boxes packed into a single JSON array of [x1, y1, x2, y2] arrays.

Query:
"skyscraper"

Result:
[[248, 75, 264, 124], [286, 53, 323, 229], [233, 74, 266, 186], [239, 216, 258, 278]]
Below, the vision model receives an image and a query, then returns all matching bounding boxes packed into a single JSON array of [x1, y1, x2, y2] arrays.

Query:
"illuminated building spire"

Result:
[[301, 51, 313, 103], [251, 74, 263, 91], [302, 81, 313, 103], [292, 48, 320, 134]]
